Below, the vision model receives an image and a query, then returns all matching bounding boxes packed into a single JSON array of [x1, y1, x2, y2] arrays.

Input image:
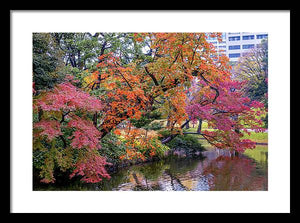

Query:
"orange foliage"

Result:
[[82, 32, 232, 158]]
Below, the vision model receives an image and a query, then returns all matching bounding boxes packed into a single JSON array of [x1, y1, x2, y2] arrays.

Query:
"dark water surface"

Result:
[[34, 148, 268, 191]]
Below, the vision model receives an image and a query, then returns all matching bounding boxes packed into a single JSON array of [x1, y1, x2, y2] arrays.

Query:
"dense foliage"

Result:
[[33, 33, 65, 91], [33, 32, 267, 184]]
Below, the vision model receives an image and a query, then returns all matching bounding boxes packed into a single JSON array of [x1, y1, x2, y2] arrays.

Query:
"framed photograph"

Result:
[[11, 10, 291, 213]]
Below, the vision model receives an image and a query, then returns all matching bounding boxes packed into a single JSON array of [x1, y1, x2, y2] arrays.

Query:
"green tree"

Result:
[[232, 39, 268, 127], [233, 39, 268, 104], [33, 33, 65, 91]]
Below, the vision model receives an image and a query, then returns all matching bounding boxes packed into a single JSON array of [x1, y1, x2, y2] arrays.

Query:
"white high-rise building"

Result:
[[206, 32, 268, 63], [226, 32, 268, 62]]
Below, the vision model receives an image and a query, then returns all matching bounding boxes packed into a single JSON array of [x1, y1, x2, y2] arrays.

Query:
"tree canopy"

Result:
[[33, 32, 267, 184]]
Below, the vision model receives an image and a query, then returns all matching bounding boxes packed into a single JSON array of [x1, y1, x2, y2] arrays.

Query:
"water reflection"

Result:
[[96, 148, 268, 191], [34, 147, 268, 191]]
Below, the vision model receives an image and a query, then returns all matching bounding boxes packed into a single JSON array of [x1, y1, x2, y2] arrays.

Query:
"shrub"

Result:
[[165, 134, 205, 153], [157, 129, 172, 139], [147, 122, 163, 130], [98, 132, 127, 166]]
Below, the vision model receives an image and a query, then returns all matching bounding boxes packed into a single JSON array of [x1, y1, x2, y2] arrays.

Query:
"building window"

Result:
[[242, 44, 255, 49], [229, 45, 240, 50], [229, 53, 240, 58], [206, 36, 216, 40], [228, 36, 240, 41], [257, 34, 268, 39], [242, 35, 255, 40]]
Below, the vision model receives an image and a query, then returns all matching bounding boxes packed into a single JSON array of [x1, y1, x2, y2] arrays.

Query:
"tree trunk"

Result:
[[166, 115, 171, 128], [232, 115, 240, 133], [185, 120, 190, 129], [78, 50, 82, 69], [197, 119, 202, 134], [38, 109, 43, 122], [93, 112, 98, 127]]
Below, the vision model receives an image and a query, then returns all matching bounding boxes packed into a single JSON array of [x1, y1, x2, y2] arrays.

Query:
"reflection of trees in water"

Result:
[[132, 161, 170, 181], [103, 161, 171, 191], [80, 150, 268, 191], [97, 169, 132, 191], [162, 157, 207, 191], [166, 156, 205, 175], [119, 157, 205, 191], [131, 161, 170, 190], [203, 155, 267, 190], [164, 169, 188, 191]]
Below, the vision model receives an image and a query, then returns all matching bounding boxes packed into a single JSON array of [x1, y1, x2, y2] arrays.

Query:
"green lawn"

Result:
[[241, 131, 268, 144]]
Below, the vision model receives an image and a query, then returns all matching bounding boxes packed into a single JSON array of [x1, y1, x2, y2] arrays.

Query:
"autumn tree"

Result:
[[83, 32, 265, 150], [185, 77, 265, 152], [33, 32, 267, 183], [33, 77, 111, 183]]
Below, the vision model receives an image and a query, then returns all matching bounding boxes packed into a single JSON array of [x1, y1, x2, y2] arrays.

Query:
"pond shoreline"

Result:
[[33, 142, 268, 191], [105, 142, 268, 176], [106, 149, 205, 175], [33, 145, 268, 191]]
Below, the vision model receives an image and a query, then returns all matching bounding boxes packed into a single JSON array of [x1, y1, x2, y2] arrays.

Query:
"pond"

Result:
[[34, 147, 268, 191]]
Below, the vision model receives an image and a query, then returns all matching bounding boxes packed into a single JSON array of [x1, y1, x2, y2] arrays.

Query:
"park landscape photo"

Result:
[[32, 32, 268, 191]]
